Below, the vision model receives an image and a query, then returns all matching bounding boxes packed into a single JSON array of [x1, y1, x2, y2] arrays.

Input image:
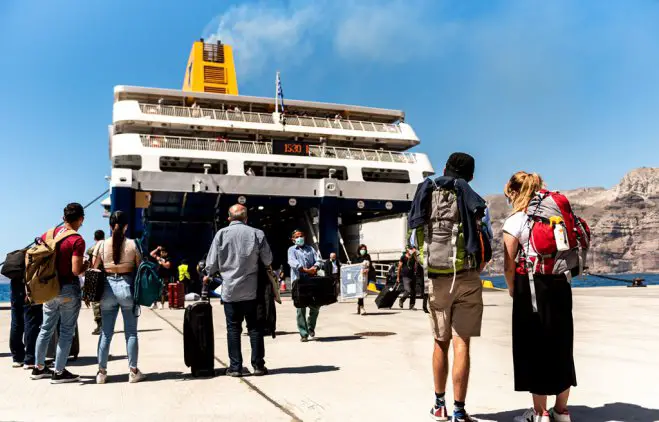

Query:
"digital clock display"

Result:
[[273, 140, 310, 156]]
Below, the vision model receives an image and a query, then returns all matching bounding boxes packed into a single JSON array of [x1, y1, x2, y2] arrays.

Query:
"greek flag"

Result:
[[277, 73, 285, 113]]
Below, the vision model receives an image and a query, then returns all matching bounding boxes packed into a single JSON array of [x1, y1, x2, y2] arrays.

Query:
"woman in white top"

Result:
[[502, 172, 575, 422], [92, 211, 145, 384]]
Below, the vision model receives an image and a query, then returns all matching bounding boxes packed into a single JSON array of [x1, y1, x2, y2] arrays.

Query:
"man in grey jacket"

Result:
[[205, 204, 273, 377]]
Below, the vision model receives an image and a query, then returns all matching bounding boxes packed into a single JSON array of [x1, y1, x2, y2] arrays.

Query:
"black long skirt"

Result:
[[513, 272, 577, 395]]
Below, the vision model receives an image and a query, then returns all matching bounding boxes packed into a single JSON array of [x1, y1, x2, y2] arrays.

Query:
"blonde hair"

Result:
[[504, 171, 545, 213]]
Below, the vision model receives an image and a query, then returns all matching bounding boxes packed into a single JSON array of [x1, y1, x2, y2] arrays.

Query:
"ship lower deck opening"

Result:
[[244, 202, 316, 279]]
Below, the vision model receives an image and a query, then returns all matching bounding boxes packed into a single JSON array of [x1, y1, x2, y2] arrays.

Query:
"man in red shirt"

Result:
[[31, 203, 88, 384]]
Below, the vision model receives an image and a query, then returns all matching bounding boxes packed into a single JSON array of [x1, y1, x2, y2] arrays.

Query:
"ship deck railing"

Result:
[[140, 135, 416, 163], [139, 103, 402, 134]]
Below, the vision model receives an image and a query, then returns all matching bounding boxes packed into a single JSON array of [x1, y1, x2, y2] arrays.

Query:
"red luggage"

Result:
[[168, 282, 185, 309]]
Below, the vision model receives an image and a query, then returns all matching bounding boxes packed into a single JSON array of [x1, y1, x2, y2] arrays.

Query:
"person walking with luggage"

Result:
[[503, 172, 577, 422], [397, 245, 420, 310], [150, 245, 172, 310], [288, 230, 322, 340], [354, 244, 375, 315], [204, 204, 273, 377], [408, 153, 492, 421], [31, 203, 88, 384], [92, 211, 146, 384], [86, 229, 105, 335]]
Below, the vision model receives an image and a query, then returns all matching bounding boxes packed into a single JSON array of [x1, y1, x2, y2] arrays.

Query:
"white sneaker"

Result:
[[160, 303, 165, 310], [150, 303, 158, 310], [96, 371, 107, 384], [129, 369, 146, 383], [549, 408, 571, 422], [12, 362, 23, 368], [514, 409, 550, 422]]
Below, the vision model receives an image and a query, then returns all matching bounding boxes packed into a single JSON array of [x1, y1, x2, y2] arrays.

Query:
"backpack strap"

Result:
[[448, 223, 459, 294], [54, 228, 78, 243], [44, 229, 56, 244]]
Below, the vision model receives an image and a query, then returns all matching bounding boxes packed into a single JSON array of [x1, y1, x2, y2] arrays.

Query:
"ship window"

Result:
[[423, 171, 435, 178], [244, 162, 347, 180], [113, 155, 142, 170], [159, 157, 227, 174], [362, 168, 410, 183]]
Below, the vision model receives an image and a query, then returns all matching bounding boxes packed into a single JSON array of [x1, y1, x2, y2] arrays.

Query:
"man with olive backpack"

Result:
[[408, 153, 492, 422]]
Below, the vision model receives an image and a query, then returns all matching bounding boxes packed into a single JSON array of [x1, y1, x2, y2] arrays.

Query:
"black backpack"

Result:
[[1, 249, 27, 281]]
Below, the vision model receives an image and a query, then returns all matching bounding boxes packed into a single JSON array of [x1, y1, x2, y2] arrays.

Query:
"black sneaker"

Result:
[[51, 369, 80, 384], [253, 367, 268, 377], [30, 366, 54, 380], [309, 330, 315, 338], [300, 336, 309, 343], [225, 369, 243, 377]]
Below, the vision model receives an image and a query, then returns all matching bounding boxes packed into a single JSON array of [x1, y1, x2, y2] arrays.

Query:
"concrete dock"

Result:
[[1, 287, 658, 421]]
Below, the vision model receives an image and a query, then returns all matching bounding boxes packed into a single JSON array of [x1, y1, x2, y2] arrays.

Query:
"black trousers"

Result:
[[9, 280, 43, 365], [224, 299, 265, 372], [399, 277, 416, 308]]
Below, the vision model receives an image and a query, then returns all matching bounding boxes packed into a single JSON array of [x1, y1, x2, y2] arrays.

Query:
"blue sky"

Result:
[[0, 0, 658, 260]]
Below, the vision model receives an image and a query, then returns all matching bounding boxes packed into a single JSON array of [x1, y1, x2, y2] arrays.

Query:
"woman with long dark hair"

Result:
[[355, 244, 376, 315], [503, 172, 576, 422], [93, 211, 145, 384]]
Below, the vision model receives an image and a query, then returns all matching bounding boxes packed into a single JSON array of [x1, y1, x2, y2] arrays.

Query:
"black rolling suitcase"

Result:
[[292, 276, 337, 308], [46, 323, 80, 361], [183, 299, 215, 377], [375, 285, 401, 309]]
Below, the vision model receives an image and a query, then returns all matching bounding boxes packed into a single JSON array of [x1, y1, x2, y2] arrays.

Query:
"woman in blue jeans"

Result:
[[92, 211, 145, 384]]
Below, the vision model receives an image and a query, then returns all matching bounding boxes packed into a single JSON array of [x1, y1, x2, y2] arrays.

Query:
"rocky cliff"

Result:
[[485, 168, 659, 275]]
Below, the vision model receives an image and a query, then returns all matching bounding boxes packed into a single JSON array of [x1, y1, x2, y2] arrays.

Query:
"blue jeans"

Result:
[[224, 300, 265, 372], [97, 274, 139, 369], [9, 280, 43, 365], [35, 284, 82, 372]]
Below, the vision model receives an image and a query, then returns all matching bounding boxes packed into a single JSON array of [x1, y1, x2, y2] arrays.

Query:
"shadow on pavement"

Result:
[[314, 335, 363, 343], [0, 352, 12, 358], [79, 371, 188, 384], [0, 306, 11, 311], [476, 403, 659, 422], [268, 365, 340, 375], [273, 331, 299, 336], [68, 355, 128, 366]]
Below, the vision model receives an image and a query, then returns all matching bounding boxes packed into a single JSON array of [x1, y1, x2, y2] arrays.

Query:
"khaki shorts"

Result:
[[428, 270, 483, 341]]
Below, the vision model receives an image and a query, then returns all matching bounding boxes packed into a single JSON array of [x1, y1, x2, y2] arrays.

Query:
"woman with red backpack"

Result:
[[502, 171, 579, 422]]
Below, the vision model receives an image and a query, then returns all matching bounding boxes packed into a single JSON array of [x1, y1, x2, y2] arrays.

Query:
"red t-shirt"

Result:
[[41, 227, 86, 285]]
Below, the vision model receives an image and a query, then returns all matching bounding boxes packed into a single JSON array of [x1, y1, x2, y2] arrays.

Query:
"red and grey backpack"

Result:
[[518, 190, 591, 311]]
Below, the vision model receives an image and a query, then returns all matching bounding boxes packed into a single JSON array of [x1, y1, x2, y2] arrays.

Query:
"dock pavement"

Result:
[[1, 287, 658, 421]]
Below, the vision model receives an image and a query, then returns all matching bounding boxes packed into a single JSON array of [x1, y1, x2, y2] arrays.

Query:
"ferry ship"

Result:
[[106, 39, 434, 268]]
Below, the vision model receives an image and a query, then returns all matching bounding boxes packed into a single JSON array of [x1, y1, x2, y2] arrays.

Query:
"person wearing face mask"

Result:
[[287, 230, 322, 342], [354, 244, 376, 315]]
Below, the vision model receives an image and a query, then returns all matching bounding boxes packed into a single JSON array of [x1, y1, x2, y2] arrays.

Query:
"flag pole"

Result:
[[275, 71, 280, 114]]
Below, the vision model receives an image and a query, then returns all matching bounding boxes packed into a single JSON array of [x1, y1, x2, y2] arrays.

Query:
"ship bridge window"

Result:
[[423, 171, 435, 178], [113, 155, 142, 170], [362, 168, 410, 184], [160, 157, 227, 174], [244, 162, 347, 180]]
